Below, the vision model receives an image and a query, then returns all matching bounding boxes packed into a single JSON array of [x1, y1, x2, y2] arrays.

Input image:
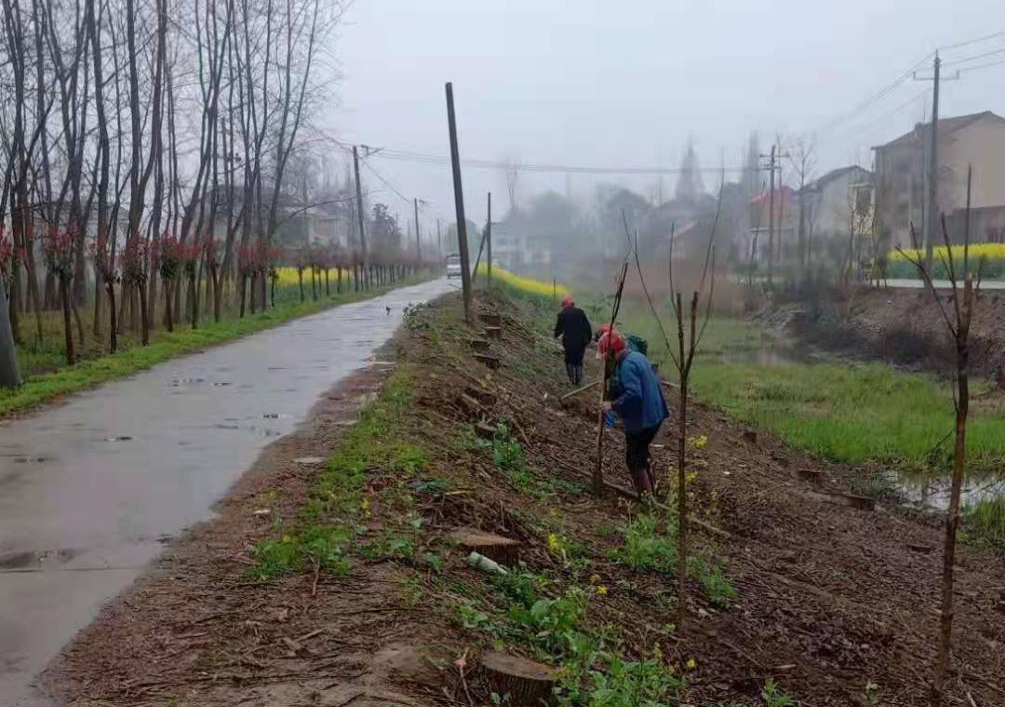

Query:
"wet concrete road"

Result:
[[0, 279, 455, 705]]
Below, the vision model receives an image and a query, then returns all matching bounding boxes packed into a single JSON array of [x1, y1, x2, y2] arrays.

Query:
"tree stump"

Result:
[[448, 528, 521, 565], [473, 353, 501, 370], [457, 392, 484, 417], [465, 385, 497, 406], [484, 326, 503, 340], [478, 312, 502, 327], [474, 422, 498, 440], [794, 468, 822, 485], [479, 651, 556, 706], [470, 339, 490, 352]]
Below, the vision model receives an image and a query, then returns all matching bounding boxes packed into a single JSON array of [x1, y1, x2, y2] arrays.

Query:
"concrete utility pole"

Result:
[[485, 191, 492, 288], [437, 218, 443, 255], [914, 52, 959, 288], [352, 145, 368, 282], [925, 53, 941, 286], [414, 197, 421, 265], [445, 81, 473, 322], [767, 144, 775, 285]]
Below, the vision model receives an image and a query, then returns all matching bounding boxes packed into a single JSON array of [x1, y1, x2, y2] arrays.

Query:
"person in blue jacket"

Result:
[[598, 329, 669, 497]]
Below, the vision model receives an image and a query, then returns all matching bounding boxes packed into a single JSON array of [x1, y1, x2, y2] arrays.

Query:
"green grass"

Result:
[[250, 367, 428, 579], [960, 493, 1004, 547], [2, 275, 430, 417], [622, 309, 1005, 479]]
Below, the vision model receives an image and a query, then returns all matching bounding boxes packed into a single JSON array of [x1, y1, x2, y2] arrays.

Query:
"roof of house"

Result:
[[872, 111, 1003, 151], [813, 165, 873, 190], [750, 186, 795, 206]]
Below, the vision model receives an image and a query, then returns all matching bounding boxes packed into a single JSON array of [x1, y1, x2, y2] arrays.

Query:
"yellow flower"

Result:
[[547, 533, 563, 553], [590, 574, 601, 584], [596, 585, 608, 596], [691, 434, 708, 449], [686, 657, 697, 670]]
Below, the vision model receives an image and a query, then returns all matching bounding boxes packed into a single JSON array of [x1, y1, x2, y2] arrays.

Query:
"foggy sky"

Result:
[[324, 0, 1004, 245]]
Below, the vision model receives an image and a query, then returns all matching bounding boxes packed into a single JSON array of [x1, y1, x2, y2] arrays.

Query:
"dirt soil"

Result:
[[43, 291, 1004, 706], [776, 286, 1005, 381]]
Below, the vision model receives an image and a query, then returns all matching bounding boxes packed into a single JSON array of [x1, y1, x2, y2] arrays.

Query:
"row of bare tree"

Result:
[[0, 0, 350, 385]]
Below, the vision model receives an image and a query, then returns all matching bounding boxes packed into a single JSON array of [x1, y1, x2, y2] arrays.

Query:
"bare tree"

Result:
[[627, 175, 725, 623], [895, 167, 976, 704], [786, 134, 817, 274]]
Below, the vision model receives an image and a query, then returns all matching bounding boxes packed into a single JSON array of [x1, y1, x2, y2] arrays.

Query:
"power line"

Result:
[[815, 31, 1004, 137], [360, 158, 413, 204], [948, 47, 1005, 66], [957, 59, 1005, 74], [937, 30, 1004, 51], [814, 51, 934, 136], [850, 89, 931, 137], [372, 149, 739, 175]]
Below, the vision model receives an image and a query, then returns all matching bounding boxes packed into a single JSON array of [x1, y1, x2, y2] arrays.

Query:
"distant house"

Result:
[[489, 221, 551, 271], [873, 111, 1004, 247], [806, 167, 871, 252], [741, 186, 797, 264]]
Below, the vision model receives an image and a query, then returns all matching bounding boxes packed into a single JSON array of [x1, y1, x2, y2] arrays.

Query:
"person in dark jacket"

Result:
[[598, 329, 669, 497], [553, 295, 593, 385]]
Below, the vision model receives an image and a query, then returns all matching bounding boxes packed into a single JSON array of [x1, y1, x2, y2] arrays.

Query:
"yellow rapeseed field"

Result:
[[889, 243, 1004, 263], [274, 266, 353, 288], [478, 263, 569, 298]]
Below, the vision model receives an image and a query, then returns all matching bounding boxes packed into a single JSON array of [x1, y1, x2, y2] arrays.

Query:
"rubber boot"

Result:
[[630, 468, 652, 497], [565, 363, 575, 384], [573, 365, 583, 386]]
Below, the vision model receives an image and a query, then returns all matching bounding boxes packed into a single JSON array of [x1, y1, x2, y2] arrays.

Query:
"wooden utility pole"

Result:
[[352, 146, 368, 283], [445, 82, 472, 321], [414, 197, 421, 266], [485, 191, 492, 287], [437, 218, 443, 255]]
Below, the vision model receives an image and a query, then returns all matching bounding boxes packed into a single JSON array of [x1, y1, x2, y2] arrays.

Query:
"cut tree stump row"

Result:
[[479, 651, 556, 706], [478, 312, 503, 327], [469, 339, 491, 352], [448, 528, 521, 565], [484, 326, 504, 340]]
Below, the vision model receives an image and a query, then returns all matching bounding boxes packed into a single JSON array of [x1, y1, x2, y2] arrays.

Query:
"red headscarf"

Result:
[[597, 328, 626, 357], [561, 295, 574, 309]]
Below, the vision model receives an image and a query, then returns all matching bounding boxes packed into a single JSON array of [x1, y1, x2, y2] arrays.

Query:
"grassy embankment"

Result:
[[248, 289, 721, 705], [2, 268, 431, 417], [477, 266, 1004, 541]]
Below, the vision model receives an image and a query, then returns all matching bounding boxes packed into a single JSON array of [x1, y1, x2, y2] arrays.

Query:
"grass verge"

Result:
[[620, 308, 1004, 479], [2, 276, 430, 417]]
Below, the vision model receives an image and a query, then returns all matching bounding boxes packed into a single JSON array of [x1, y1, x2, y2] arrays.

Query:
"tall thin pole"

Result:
[[485, 191, 492, 288], [445, 82, 472, 321], [924, 52, 941, 287], [414, 197, 421, 266], [437, 218, 442, 255], [352, 146, 368, 284], [767, 144, 775, 284]]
